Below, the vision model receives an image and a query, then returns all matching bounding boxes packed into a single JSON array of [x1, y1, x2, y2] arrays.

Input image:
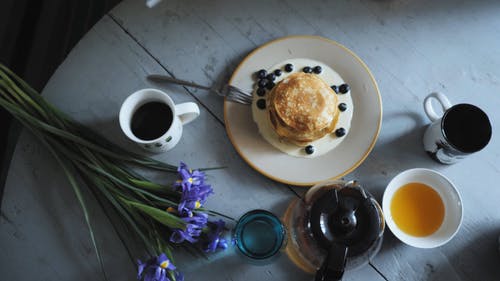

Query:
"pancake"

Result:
[[251, 58, 353, 158], [268, 72, 339, 146]]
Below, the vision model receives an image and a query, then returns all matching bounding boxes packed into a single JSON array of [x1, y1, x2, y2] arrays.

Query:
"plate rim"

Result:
[[224, 35, 382, 186]]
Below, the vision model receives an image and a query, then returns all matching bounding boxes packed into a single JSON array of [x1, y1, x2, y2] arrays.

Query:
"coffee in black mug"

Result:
[[423, 92, 492, 164]]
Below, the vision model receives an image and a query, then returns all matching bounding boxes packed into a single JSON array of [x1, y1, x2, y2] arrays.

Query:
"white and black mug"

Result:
[[119, 88, 200, 153], [423, 92, 492, 164]]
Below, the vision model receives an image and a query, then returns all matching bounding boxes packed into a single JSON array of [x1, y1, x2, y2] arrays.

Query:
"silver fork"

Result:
[[147, 74, 253, 105]]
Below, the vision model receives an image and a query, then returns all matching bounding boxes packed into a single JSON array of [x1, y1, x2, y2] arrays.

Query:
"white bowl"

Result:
[[382, 168, 463, 248]]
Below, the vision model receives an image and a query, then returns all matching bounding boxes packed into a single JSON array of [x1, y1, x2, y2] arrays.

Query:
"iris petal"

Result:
[[158, 253, 167, 263], [175, 272, 184, 281], [137, 260, 145, 279], [155, 267, 163, 280], [204, 220, 227, 253]]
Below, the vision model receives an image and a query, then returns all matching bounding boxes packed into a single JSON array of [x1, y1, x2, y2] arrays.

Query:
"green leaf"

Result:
[[125, 200, 186, 230], [129, 179, 180, 197], [80, 174, 142, 265], [84, 162, 178, 206], [129, 179, 167, 191], [0, 72, 49, 120], [77, 164, 156, 256], [168, 270, 177, 281], [0, 94, 177, 172]]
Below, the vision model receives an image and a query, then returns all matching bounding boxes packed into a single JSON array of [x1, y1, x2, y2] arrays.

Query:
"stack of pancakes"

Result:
[[268, 73, 339, 146]]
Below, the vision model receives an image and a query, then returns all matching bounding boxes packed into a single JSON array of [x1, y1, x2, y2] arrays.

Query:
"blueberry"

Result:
[[335, 128, 347, 137], [257, 99, 266, 109], [266, 73, 276, 82], [256, 69, 267, 79], [257, 88, 266, 96], [338, 103, 347, 112], [313, 66, 322, 74], [303, 66, 312, 73], [266, 81, 275, 90], [305, 145, 315, 155], [339, 84, 350, 94], [284, 63, 294, 72], [258, 79, 269, 88], [274, 69, 282, 76], [330, 85, 338, 93]]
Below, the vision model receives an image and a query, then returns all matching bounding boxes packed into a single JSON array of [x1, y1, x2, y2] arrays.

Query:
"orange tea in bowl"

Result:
[[383, 168, 463, 248], [390, 182, 444, 237]]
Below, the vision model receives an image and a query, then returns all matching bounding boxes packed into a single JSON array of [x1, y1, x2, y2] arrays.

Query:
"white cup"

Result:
[[382, 168, 463, 248], [119, 88, 200, 152]]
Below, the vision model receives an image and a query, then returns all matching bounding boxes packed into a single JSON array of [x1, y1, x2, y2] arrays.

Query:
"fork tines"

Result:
[[227, 85, 253, 105]]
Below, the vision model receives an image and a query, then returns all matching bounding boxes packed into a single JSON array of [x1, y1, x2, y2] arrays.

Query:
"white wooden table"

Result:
[[1, 0, 500, 280]]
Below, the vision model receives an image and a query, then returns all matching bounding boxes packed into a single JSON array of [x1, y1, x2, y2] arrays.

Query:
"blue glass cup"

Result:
[[233, 209, 286, 260]]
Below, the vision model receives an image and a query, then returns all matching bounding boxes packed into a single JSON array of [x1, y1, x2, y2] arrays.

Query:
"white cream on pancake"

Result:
[[252, 58, 353, 158]]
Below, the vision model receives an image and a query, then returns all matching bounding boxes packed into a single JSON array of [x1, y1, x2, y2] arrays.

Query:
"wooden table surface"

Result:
[[1, 0, 500, 280]]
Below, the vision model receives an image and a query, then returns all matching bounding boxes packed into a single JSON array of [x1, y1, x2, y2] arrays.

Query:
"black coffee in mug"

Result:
[[442, 104, 492, 153], [423, 92, 492, 164], [131, 102, 173, 140]]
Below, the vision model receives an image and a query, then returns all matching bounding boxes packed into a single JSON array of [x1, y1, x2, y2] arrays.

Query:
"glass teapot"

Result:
[[283, 180, 385, 280], [233, 180, 384, 281]]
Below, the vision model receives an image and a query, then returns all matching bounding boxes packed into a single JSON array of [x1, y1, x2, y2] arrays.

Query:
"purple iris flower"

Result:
[[170, 213, 208, 244], [204, 219, 228, 253], [174, 162, 213, 216], [174, 162, 206, 191], [177, 182, 213, 217], [137, 253, 183, 281]]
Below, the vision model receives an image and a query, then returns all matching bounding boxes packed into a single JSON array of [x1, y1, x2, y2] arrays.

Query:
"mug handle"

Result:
[[175, 102, 200, 125], [423, 92, 452, 122]]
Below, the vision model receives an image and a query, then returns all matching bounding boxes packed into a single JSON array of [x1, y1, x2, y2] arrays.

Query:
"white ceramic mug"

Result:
[[423, 92, 492, 164], [119, 88, 200, 152]]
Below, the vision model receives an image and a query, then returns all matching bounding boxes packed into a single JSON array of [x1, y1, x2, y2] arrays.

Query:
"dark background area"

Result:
[[0, 0, 121, 203]]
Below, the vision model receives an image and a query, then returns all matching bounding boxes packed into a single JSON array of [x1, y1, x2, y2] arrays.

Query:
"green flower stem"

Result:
[[80, 168, 157, 256], [129, 179, 167, 191], [0, 73, 49, 120], [129, 179, 180, 198], [81, 175, 140, 266], [37, 120, 162, 256], [0, 64, 61, 122], [18, 120, 109, 281], [0, 96, 176, 171], [0, 80, 33, 115], [84, 163, 177, 206], [91, 156, 158, 206], [122, 200, 186, 230], [167, 270, 176, 281]]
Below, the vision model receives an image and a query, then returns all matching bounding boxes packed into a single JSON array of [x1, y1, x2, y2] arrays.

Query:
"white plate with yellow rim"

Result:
[[224, 35, 382, 186]]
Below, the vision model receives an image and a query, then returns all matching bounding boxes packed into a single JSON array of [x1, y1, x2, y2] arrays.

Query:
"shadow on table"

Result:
[[444, 226, 500, 280], [377, 224, 500, 281], [350, 110, 444, 200]]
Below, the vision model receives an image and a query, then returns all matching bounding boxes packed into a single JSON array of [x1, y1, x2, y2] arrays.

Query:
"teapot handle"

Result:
[[315, 243, 348, 281]]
